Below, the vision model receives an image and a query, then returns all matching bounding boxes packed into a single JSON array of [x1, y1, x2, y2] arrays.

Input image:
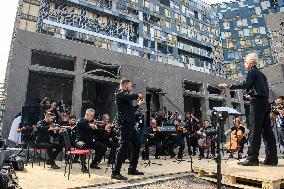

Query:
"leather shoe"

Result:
[[46, 160, 52, 165], [128, 169, 144, 175], [90, 163, 101, 169], [51, 163, 60, 169], [260, 159, 278, 166], [111, 173, 128, 180], [237, 159, 259, 166]]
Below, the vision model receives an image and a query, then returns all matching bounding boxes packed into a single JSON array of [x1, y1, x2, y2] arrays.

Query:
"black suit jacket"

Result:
[[229, 66, 269, 99], [116, 90, 139, 124]]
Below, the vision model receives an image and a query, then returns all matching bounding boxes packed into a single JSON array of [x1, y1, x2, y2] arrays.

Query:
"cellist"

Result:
[[224, 117, 247, 159]]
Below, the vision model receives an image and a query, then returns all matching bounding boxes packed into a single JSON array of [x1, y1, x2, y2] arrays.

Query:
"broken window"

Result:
[[84, 60, 121, 79], [31, 50, 75, 71]]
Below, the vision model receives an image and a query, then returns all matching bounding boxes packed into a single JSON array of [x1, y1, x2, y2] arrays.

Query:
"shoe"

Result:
[[237, 159, 259, 166], [170, 153, 176, 158], [229, 153, 234, 158], [90, 163, 101, 169], [46, 160, 53, 165], [51, 163, 60, 169], [81, 165, 89, 173], [128, 169, 144, 175], [155, 156, 160, 159], [260, 159, 278, 166], [177, 154, 183, 159], [111, 173, 128, 180], [107, 159, 115, 164], [198, 156, 204, 160], [73, 159, 80, 164]]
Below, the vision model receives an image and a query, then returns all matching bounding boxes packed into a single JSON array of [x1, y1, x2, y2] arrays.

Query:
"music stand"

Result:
[[212, 107, 242, 189]]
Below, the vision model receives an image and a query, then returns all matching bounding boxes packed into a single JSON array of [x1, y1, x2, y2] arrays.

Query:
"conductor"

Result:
[[218, 53, 277, 166]]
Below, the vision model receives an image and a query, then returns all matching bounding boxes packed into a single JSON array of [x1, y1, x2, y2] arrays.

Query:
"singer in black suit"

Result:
[[111, 79, 145, 180]]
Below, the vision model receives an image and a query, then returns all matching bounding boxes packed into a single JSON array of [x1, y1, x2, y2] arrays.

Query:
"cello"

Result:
[[225, 126, 245, 152]]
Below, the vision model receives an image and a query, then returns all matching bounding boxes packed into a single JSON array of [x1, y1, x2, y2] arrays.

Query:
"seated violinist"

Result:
[[143, 119, 163, 159], [64, 115, 80, 163], [224, 117, 247, 159], [34, 112, 63, 169], [98, 114, 119, 164], [168, 120, 186, 159], [75, 109, 107, 172]]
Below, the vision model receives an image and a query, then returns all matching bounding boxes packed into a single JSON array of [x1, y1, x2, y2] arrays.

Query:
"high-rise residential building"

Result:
[[265, 11, 284, 65], [3, 0, 241, 138], [8, 0, 227, 77], [216, 0, 283, 79]]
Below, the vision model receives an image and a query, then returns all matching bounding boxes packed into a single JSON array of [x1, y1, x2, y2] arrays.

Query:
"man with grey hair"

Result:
[[75, 108, 107, 172], [218, 53, 278, 166]]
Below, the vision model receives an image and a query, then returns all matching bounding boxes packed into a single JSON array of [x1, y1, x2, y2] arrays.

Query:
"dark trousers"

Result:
[[102, 138, 119, 163], [113, 122, 140, 174], [168, 134, 185, 157], [277, 127, 284, 147], [75, 140, 107, 165], [186, 134, 197, 154], [247, 98, 277, 162], [199, 137, 216, 157], [239, 138, 246, 153], [35, 143, 63, 163], [144, 136, 162, 158]]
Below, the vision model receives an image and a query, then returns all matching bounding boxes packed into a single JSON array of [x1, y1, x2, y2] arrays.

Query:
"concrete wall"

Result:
[[262, 64, 284, 100], [2, 30, 239, 139]]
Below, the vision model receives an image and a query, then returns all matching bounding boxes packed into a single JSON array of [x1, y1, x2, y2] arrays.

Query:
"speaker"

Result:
[[21, 106, 41, 125]]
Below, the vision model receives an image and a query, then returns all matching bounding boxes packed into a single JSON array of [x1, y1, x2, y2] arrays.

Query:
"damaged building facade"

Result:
[[2, 0, 249, 138]]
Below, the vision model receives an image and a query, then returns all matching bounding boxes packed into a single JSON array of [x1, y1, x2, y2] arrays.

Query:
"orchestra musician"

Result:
[[34, 112, 63, 169], [218, 53, 278, 166], [168, 119, 186, 159], [197, 120, 216, 160], [143, 119, 163, 160], [64, 115, 80, 163], [98, 114, 119, 164], [271, 96, 284, 153], [182, 112, 199, 156], [224, 117, 247, 159], [112, 78, 145, 180], [75, 109, 107, 172]]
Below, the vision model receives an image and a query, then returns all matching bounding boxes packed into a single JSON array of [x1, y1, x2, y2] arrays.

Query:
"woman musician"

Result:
[[224, 117, 247, 159]]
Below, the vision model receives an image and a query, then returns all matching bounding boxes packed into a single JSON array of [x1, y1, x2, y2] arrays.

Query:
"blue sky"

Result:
[[0, 0, 232, 83]]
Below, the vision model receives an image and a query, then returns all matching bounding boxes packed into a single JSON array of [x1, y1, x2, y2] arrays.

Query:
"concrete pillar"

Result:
[[71, 57, 84, 119], [201, 83, 210, 121], [2, 42, 30, 139]]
